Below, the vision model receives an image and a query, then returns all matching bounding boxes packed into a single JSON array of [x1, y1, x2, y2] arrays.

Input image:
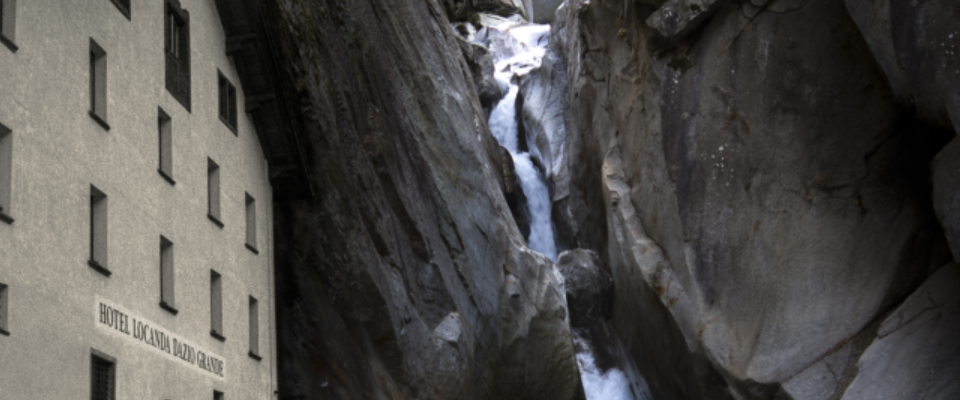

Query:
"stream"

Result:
[[473, 19, 640, 400]]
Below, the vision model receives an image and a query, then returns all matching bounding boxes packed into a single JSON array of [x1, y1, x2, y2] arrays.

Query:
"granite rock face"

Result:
[[933, 139, 960, 262], [555, 249, 612, 325], [442, 0, 530, 21], [264, 0, 579, 399], [844, 0, 960, 130], [554, 0, 955, 398]]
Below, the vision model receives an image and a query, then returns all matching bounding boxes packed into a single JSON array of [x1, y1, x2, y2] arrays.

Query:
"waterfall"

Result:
[[476, 20, 641, 400], [483, 23, 557, 261]]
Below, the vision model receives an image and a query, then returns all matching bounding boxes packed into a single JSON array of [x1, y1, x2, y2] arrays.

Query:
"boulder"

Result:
[[556, 249, 612, 325], [531, 0, 566, 23], [844, 0, 960, 130], [840, 263, 960, 400], [442, 0, 530, 22], [933, 138, 960, 262], [556, 0, 953, 398], [456, 35, 504, 109]]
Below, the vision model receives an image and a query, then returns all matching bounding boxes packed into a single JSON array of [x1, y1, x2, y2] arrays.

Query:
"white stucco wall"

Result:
[[0, 0, 277, 398]]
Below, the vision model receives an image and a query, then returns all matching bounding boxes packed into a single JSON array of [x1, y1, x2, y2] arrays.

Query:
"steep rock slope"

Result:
[[552, 0, 957, 398], [263, 0, 579, 399]]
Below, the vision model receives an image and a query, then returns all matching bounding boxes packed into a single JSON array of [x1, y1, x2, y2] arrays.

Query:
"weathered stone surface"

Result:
[[531, 0, 566, 23], [646, 0, 724, 43], [555, 0, 953, 398], [456, 35, 504, 109], [265, 0, 579, 399], [840, 263, 960, 400], [556, 249, 612, 325], [844, 0, 960, 130], [933, 138, 960, 262], [442, 0, 530, 22]]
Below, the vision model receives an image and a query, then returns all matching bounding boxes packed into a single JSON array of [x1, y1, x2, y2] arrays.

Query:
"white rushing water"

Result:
[[479, 21, 640, 400], [484, 23, 556, 261]]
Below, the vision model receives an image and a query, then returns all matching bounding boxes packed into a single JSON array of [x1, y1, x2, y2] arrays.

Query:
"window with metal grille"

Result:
[[0, 123, 12, 224], [90, 351, 115, 400], [218, 71, 237, 133], [108, 0, 130, 19], [164, 0, 190, 110]]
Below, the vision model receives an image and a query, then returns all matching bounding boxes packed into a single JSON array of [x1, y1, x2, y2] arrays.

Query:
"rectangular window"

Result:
[[89, 39, 109, 130], [0, 283, 9, 336], [0, 0, 16, 52], [214, 390, 224, 400], [159, 236, 177, 314], [109, 0, 130, 19], [164, 0, 190, 110], [89, 186, 109, 276], [218, 71, 237, 133], [158, 108, 174, 184], [0, 123, 12, 224], [210, 270, 223, 340], [90, 350, 116, 400], [248, 296, 259, 359], [207, 158, 222, 227], [245, 193, 257, 253]]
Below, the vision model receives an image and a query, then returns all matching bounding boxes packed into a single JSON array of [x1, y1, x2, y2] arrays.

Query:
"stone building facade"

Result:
[[0, 0, 303, 398]]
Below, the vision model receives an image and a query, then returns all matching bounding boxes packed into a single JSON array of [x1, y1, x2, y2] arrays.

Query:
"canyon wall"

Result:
[[549, 0, 960, 398]]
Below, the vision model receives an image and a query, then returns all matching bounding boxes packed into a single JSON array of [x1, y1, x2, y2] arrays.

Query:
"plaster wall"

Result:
[[0, 0, 277, 399]]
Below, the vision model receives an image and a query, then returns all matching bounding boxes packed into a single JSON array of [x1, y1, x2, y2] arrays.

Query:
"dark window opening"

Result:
[[210, 270, 224, 340], [248, 296, 259, 358], [89, 185, 109, 276], [0, 283, 9, 335], [108, 0, 130, 20], [160, 236, 176, 314], [164, 0, 190, 110], [158, 108, 174, 184], [218, 71, 237, 133], [245, 193, 257, 253], [0, 123, 12, 223], [1, 0, 17, 52], [90, 351, 116, 400], [207, 158, 222, 227], [89, 39, 109, 130]]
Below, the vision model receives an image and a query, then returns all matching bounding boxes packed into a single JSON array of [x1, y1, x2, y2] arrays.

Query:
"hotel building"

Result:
[[0, 0, 308, 398]]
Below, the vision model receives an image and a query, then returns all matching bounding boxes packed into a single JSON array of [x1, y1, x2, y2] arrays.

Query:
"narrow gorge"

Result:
[[264, 0, 960, 399]]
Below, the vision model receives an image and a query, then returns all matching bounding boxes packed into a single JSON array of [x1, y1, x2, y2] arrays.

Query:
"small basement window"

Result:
[[164, 0, 190, 110], [218, 71, 237, 133], [90, 350, 116, 400], [89, 39, 109, 130], [89, 185, 110, 276], [214, 390, 224, 400]]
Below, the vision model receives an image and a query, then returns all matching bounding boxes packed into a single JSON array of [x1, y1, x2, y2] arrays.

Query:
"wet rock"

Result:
[[531, 0, 566, 23], [646, 0, 724, 44], [456, 35, 504, 109], [556, 249, 612, 325], [266, 0, 579, 398], [844, 0, 960, 130], [840, 263, 960, 400], [556, 0, 953, 398], [442, 0, 530, 22]]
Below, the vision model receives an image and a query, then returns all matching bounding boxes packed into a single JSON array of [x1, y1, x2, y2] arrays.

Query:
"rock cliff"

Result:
[[264, 0, 578, 399], [548, 0, 960, 398], [260, 0, 960, 398]]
